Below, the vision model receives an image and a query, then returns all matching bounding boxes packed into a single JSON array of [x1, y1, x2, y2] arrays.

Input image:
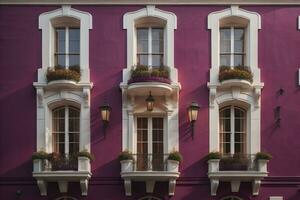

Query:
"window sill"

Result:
[[34, 80, 93, 90]]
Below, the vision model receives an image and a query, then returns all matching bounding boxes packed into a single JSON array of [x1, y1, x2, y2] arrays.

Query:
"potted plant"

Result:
[[167, 151, 182, 172], [46, 65, 81, 83], [77, 150, 94, 172], [128, 65, 171, 84], [206, 152, 221, 173], [219, 66, 253, 83], [118, 150, 134, 172], [255, 152, 272, 172], [32, 150, 49, 172], [220, 153, 248, 171]]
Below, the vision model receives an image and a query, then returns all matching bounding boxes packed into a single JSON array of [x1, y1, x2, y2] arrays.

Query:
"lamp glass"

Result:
[[146, 92, 155, 111], [188, 103, 200, 122], [100, 105, 111, 122]]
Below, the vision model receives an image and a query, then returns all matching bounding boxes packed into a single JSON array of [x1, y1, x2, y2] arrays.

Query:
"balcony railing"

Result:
[[132, 154, 169, 171], [45, 154, 78, 171]]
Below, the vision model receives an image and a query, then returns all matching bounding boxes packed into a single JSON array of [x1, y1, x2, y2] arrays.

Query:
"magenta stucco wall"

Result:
[[0, 4, 300, 200]]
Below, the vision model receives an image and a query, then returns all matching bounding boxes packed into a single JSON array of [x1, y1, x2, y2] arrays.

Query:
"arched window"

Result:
[[138, 195, 162, 200], [221, 196, 243, 200], [219, 106, 246, 154], [54, 196, 78, 200], [52, 106, 80, 156]]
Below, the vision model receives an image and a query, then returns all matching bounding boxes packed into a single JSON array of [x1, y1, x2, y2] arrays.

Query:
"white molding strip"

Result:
[[1, 0, 300, 5]]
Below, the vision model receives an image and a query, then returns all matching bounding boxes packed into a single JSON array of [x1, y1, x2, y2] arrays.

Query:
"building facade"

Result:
[[0, 1, 300, 200]]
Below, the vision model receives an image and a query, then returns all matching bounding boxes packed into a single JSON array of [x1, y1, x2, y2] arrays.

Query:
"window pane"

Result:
[[152, 40, 163, 53], [69, 29, 80, 53], [152, 28, 163, 53], [220, 55, 230, 66], [137, 29, 148, 53], [220, 28, 230, 40], [137, 40, 148, 53], [56, 29, 65, 53], [152, 55, 163, 67], [234, 55, 243, 66], [234, 40, 244, 53], [56, 55, 66, 68], [137, 55, 148, 66], [69, 55, 80, 67], [234, 28, 244, 41], [220, 40, 231, 53]]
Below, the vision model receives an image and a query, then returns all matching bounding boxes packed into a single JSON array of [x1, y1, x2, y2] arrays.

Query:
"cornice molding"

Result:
[[1, 0, 300, 5]]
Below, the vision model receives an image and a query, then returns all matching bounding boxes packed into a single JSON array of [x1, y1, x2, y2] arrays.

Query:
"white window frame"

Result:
[[122, 5, 178, 83], [55, 27, 80, 68], [136, 27, 164, 67], [207, 6, 263, 155], [52, 106, 80, 155], [220, 27, 245, 67], [219, 106, 247, 154], [38, 5, 92, 83], [135, 116, 166, 155]]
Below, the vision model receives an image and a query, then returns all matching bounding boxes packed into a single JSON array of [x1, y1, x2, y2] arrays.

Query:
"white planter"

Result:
[[120, 160, 133, 172], [33, 159, 43, 172], [208, 159, 220, 173], [78, 156, 91, 172], [257, 159, 269, 172], [167, 160, 179, 172]]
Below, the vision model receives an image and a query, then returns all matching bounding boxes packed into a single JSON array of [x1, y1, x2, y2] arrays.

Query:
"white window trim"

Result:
[[134, 116, 166, 155], [122, 5, 178, 83], [35, 6, 93, 153], [38, 5, 92, 83], [52, 106, 80, 155], [220, 106, 247, 154], [207, 6, 263, 155], [208, 5, 261, 84], [269, 197, 283, 200]]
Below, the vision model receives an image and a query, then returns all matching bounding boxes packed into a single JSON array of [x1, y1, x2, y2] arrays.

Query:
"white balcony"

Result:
[[207, 155, 269, 196], [32, 156, 91, 196], [120, 154, 180, 196]]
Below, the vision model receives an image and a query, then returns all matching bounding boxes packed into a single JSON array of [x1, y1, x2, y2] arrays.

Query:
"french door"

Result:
[[136, 117, 164, 171]]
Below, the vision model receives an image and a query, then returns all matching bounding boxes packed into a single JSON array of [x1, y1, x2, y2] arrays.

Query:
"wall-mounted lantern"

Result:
[[99, 104, 111, 135], [146, 91, 155, 111], [188, 102, 200, 139]]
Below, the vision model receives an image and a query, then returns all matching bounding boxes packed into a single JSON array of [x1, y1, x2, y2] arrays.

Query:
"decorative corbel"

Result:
[[209, 87, 217, 108], [37, 179, 47, 196], [58, 181, 68, 193], [83, 88, 90, 108], [252, 179, 261, 196], [124, 179, 132, 196], [37, 88, 44, 108], [231, 180, 241, 192], [210, 179, 219, 196], [146, 180, 155, 193], [80, 179, 89, 196], [169, 179, 176, 196], [254, 87, 261, 108]]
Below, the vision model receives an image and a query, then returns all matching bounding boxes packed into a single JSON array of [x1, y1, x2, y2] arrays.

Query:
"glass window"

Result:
[[55, 28, 80, 68], [137, 28, 163, 67], [221, 196, 243, 200], [136, 117, 164, 171], [220, 27, 245, 67], [52, 106, 80, 156], [219, 106, 246, 155]]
